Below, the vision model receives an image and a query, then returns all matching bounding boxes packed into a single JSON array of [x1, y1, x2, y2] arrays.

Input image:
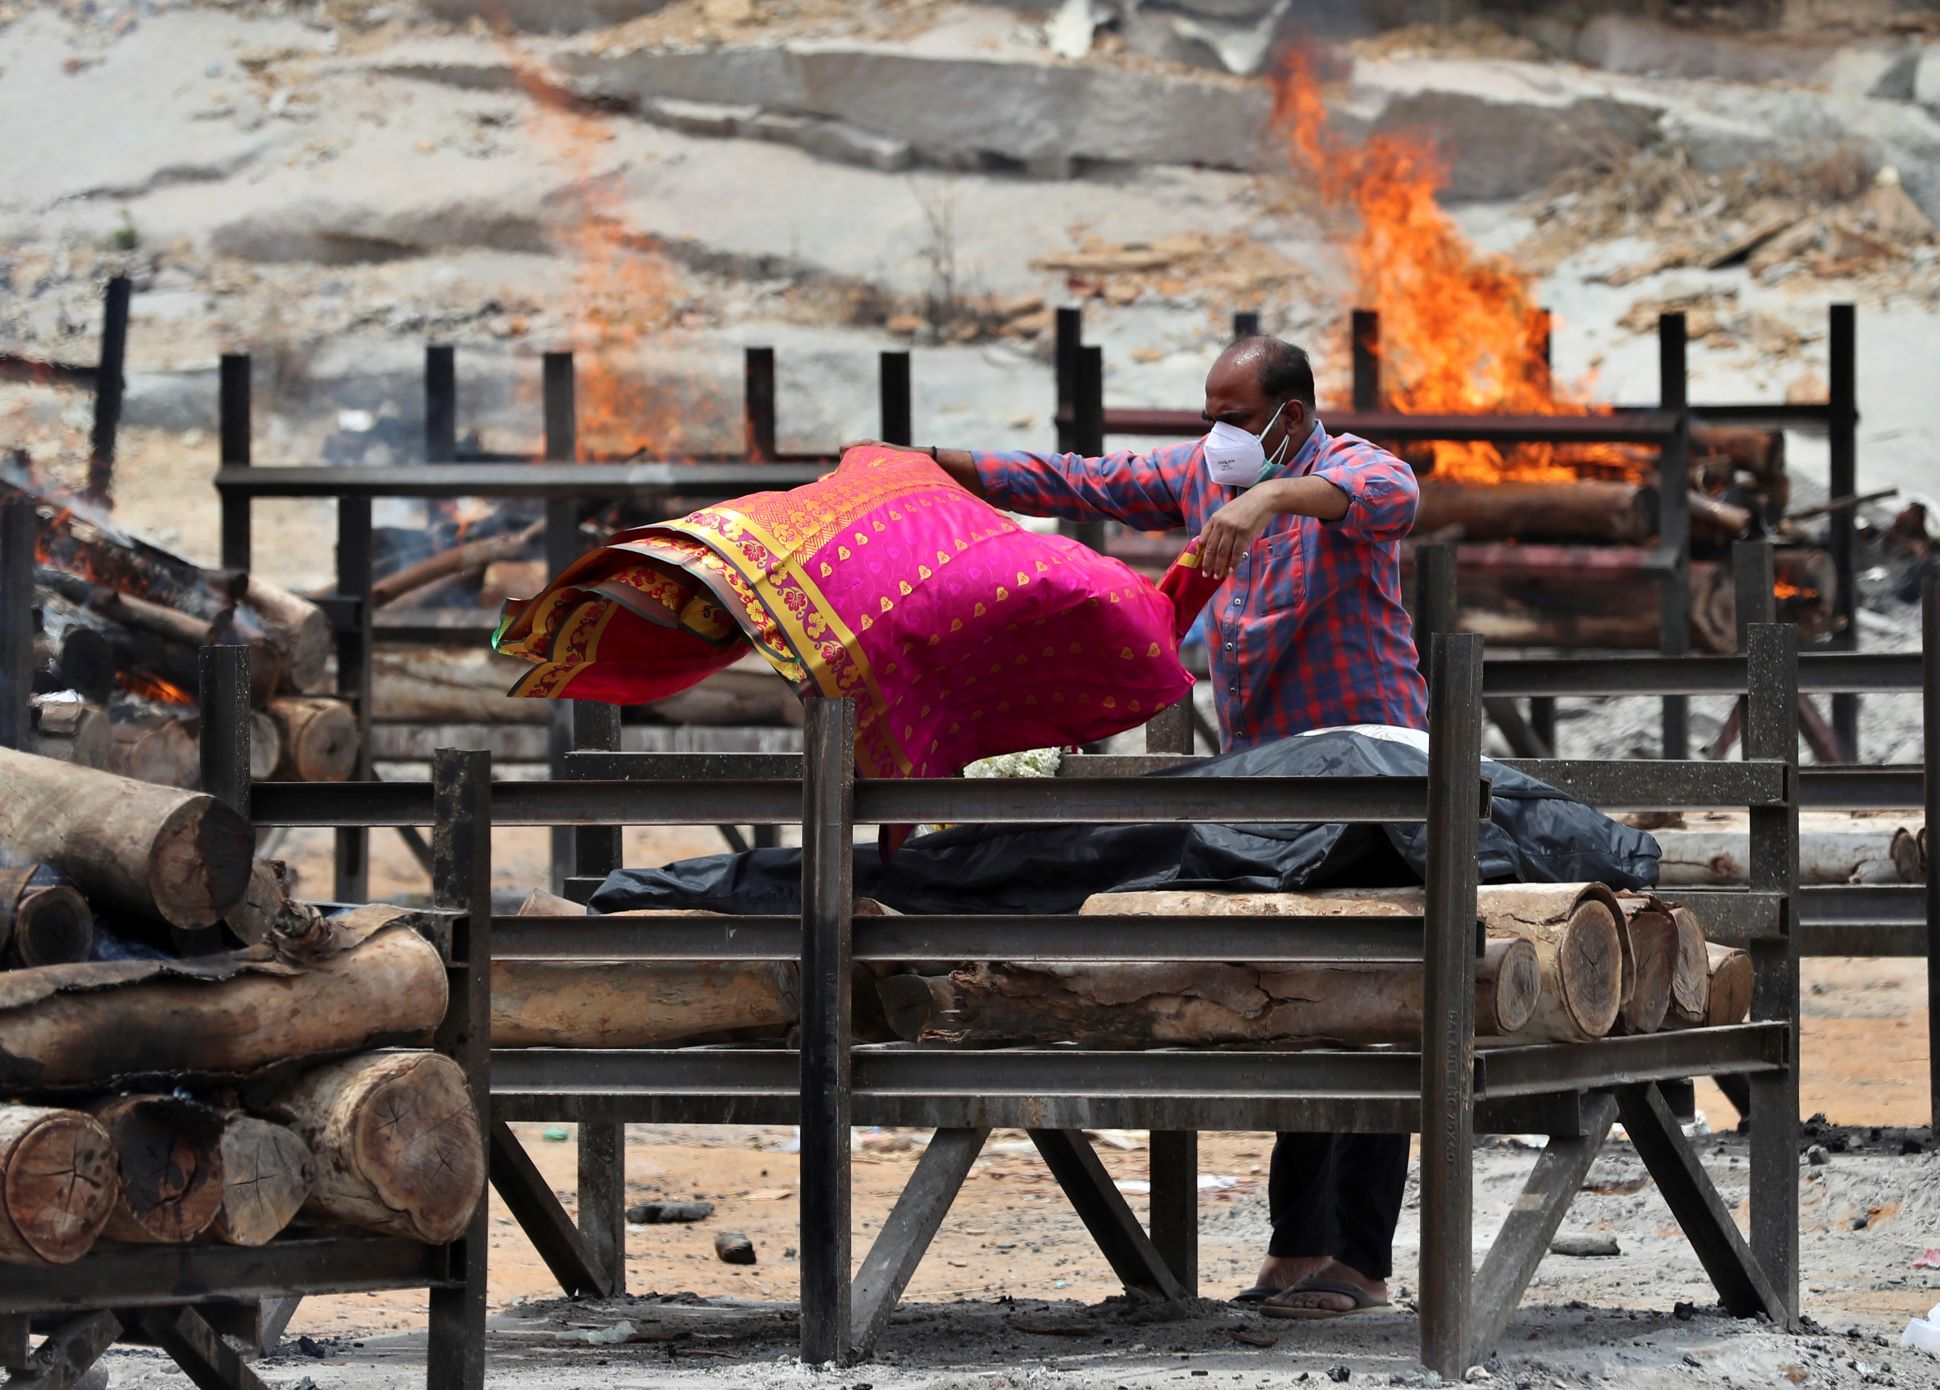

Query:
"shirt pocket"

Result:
[[1257, 528, 1310, 613]]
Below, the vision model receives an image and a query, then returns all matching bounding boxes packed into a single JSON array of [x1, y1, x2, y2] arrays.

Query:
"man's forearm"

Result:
[[1261, 474, 1349, 521], [929, 447, 988, 498]]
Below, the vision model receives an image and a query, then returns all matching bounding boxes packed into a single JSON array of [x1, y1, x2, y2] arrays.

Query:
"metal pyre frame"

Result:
[[251, 627, 1807, 1378], [0, 643, 486, 1390]]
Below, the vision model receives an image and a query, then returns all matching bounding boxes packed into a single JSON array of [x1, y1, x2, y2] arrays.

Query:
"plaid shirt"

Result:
[[973, 422, 1428, 748]]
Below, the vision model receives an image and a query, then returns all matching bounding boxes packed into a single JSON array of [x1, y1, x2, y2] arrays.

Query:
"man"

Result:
[[900, 335, 1427, 1317]]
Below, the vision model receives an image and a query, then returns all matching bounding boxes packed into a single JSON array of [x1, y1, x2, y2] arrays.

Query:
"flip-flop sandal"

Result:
[[1232, 1283, 1290, 1303], [1258, 1277, 1392, 1320]]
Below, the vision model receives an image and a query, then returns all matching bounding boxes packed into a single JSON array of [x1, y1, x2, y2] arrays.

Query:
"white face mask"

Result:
[[1203, 400, 1291, 488]]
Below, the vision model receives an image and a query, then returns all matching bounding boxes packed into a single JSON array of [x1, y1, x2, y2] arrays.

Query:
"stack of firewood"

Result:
[[16, 489, 357, 786], [0, 749, 484, 1265], [873, 883, 1753, 1049]]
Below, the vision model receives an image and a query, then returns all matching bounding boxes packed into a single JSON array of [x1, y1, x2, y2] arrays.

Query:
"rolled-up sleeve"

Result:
[[1311, 440, 1418, 543], [971, 443, 1193, 532]]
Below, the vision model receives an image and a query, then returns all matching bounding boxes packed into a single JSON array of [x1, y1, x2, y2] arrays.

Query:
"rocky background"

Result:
[[2, 0, 1938, 723]]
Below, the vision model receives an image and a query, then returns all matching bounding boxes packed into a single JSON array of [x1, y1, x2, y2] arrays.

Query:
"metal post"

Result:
[[1744, 622, 1799, 1328], [1351, 309, 1380, 413], [1070, 346, 1107, 552], [1231, 311, 1260, 338], [1924, 576, 1939, 1132], [197, 645, 252, 818], [426, 344, 457, 463], [799, 697, 855, 1365], [745, 346, 777, 462], [429, 748, 491, 1390], [1420, 632, 1482, 1377], [879, 351, 913, 447], [1527, 307, 1557, 753], [1412, 541, 1455, 676], [86, 274, 130, 505], [570, 700, 627, 1294], [1657, 312, 1691, 760], [543, 352, 579, 891], [1144, 699, 1196, 1289], [1828, 304, 1859, 760], [1731, 540, 1778, 766], [218, 354, 252, 572], [334, 495, 373, 903], [0, 501, 33, 752], [1054, 307, 1083, 454]]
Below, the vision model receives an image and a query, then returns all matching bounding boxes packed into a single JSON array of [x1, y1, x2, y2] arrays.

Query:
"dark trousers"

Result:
[[1266, 1132, 1410, 1280]]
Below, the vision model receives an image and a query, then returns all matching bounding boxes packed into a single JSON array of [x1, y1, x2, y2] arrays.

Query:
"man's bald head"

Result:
[[1202, 335, 1317, 460], [1217, 335, 1316, 408]]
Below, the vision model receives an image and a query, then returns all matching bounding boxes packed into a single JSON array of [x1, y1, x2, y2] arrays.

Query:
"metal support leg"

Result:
[[1657, 313, 1691, 760], [135, 1308, 269, 1390], [1054, 308, 1082, 454], [1420, 632, 1483, 1379], [430, 749, 492, 1390], [1828, 304, 1859, 760], [488, 1120, 614, 1298], [1615, 1083, 1785, 1321], [1028, 1129, 1185, 1302], [1923, 577, 1939, 1133], [879, 351, 912, 447], [1147, 1130, 1198, 1296], [1745, 624, 1800, 1327], [1351, 308, 1380, 412], [333, 496, 373, 903], [746, 346, 777, 461], [1467, 1093, 1617, 1362], [850, 1127, 989, 1358], [425, 344, 457, 463], [543, 352, 578, 893], [85, 274, 129, 505], [1069, 347, 1106, 554], [218, 354, 251, 572], [0, 502, 34, 753], [4, 1311, 119, 1390], [799, 698, 856, 1365]]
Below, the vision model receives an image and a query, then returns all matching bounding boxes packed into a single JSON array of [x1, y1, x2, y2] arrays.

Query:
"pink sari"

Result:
[[495, 446, 1201, 781]]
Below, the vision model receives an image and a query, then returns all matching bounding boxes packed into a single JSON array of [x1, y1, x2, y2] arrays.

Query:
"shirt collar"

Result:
[[1284, 418, 1326, 477]]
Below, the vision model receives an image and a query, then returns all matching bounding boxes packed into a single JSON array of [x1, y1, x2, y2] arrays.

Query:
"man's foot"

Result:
[[1259, 1259, 1388, 1315], [1235, 1254, 1332, 1301]]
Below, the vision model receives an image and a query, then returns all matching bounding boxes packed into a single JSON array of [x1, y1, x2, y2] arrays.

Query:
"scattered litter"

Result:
[[626, 1200, 713, 1226], [714, 1232, 757, 1265], [533, 1320, 683, 1346], [1114, 1178, 1151, 1194], [1901, 1300, 1940, 1356], [1197, 1174, 1238, 1191], [1007, 1312, 1096, 1336], [1914, 1249, 1940, 1270], [540, 1127, 568, 1143], [743, 1187, 794, 1201], [1230, 1327, 1279, 1348], [1550, 1235, 1621, 1258], [1087, 1128, 1146, 1151]]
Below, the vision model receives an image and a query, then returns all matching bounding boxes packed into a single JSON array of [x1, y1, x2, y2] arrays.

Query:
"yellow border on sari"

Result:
[[508, 596, 619, 698]]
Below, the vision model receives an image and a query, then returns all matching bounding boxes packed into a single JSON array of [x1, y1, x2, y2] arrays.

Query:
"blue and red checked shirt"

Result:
[[972, 421, 1428, 749]]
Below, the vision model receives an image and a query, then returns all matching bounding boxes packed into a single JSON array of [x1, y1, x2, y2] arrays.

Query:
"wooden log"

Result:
[[222, 859, 323, 949], [1670, 944, 1754, 1028], [1458, 558, 1740, 654], [0, 917, 446, 1089], [40, 572, 285, 702], [0, 867, 95, 967], [27, 696, 110, 768], [1666, 905, 1711, 1025], [1892, 827, 1925, 884], [1414, 479, 1657, 543], [1687, 491, 1753, 543], [491, 960, 801, 1047], [0, 1104, 118, 1265], [480, 559, 548, 609], [87, 1095, 225, 1244], [180, 712, 282, 783], [239, 577, 332, 693], [1653, 823, 1924, 885], [372, 648, 799, 727], [0, 749, 254, 930], [1614, 909, 1675, 1035], [209, 1114, 315, 1247], [1083, 882, 1625, 1043], [264, 1051, 484, 1244], [372, 520, 543, 609], [113, 716, 200, 788], [876, 939, 1541, 1048], [267, 696, 360, 782], [32, 625, 115, 704]]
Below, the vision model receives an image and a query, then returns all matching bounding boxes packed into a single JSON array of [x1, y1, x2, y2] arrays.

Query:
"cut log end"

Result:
[[4, 882, 96, 967], [90, 1096, 226, 1244], [1666, 905, 1711, 1025], [210, 1116, 316, 1247], [0, 1107, 119, 1265], [1485, 937, 1541, 1037], [1705, 946, 1754, 1027], [1616, 910, 1677, 1035], [268, 697, 360, 782]]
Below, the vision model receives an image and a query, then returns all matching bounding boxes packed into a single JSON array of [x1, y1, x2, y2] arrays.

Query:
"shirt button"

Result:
[[1223, 641, 1233, 651]]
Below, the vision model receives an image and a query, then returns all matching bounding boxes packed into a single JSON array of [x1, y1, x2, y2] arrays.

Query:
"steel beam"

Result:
[[0, 502, 33, 752], [1467, 1092, 1617, 1363], [1926, 576, 1939, 1130], [1494, 759, 1786, 810], [1029, 1130, 1185, 1302], [135, 1307, 269, 1390], [1147, 1130, 1198, 1296], [215, 461, 827, 499], [1478, 1023, 1786, 1096], [798, 699, 855, 1365], [7, 1310, 118, 1390], [487, 1121, 613, 1299], [849, 1127, 987, 1357], [0, 1240, 454, 1313]]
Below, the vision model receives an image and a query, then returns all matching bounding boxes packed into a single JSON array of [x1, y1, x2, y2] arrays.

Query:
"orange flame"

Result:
[[492, 29, 728, 460], [1269, 52, 1629, 484], [1773, 579, 1817, 602], [118, 670, 195, 706]]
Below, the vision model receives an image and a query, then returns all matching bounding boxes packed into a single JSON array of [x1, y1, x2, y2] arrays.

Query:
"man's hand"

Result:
[[1198, 488, 1276, 581]]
